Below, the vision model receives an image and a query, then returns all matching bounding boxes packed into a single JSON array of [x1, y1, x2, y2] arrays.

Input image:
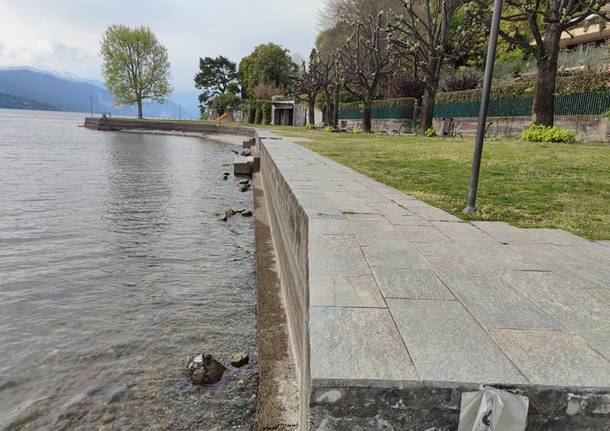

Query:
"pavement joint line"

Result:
[[356, 239, 423, 384]]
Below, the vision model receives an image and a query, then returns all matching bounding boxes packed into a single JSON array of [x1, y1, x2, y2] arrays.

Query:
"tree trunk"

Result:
[[324, 90, 332, 126], [420, 58, 440, 135], [533, 25, 562, 126], [308, 96, 316, 125], [137, 98, 143, 119], [420, 87, 436, 135], [362, 102, 372, 133], [333, 88, 340, 127]]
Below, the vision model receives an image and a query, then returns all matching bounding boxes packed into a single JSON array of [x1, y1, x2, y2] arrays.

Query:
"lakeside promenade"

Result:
[[257, 129, 610, 430], [84, 118, 609, 430]]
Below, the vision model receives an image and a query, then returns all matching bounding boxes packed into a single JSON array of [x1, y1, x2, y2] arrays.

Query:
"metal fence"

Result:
[[433, 91, 610, 118]]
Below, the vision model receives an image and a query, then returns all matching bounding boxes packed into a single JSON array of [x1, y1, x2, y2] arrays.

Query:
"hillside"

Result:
[[0, 92, 54, 111], [0, 68, 194, 118]]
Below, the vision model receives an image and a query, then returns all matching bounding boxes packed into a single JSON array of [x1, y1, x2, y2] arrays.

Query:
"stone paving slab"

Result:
[[260, 133, 610, 395], [309, 274, 386, 308], [490, 329, 610, 387], [309, 306, 418, 383], [388, 299, 527, 386]]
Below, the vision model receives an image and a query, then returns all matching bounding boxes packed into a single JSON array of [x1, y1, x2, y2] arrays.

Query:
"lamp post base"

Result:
[[463, 206, 477, 214]]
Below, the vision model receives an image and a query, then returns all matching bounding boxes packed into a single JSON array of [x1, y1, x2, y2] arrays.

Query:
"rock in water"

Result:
[[238, 179, 250, 185], [215, 208, 236, 221], [240, 185, 250, 193], [230, 352, 249, 368], [241, 210, 253, 217], [241, 149, 252, 156], [186, 354, 226, 385]]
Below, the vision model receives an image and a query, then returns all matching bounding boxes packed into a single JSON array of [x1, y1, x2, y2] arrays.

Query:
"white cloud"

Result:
[[0, 0, 326, 90]]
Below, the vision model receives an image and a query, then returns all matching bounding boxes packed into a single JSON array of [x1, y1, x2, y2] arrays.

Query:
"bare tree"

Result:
[[315, 50, 344, 127], [389, 0, 485, 134], [294, 49, 325, 125], [497, 0, 610, 125], [339, 11, 402, 132]]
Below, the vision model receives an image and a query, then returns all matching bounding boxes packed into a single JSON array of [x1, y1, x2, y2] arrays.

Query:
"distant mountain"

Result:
[[0, 68, 195, 118], [0, 91, 54, 111]]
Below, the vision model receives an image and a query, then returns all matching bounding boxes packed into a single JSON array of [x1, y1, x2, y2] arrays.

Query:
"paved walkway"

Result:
[[262, 133, 610, 390]]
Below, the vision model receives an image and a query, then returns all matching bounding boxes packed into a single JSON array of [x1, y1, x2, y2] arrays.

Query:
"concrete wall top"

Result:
[[84, 117, 256, 137]]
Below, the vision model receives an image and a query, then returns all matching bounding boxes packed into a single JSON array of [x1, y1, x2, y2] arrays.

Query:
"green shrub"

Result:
[[305, 124, 316, 130], [425, 127, 437, 137], [339, 97, 416, 111], [436, 71, 610, 103], [324, 125, 342, 133], [262, 101, 272, 124], [520, 123, 575, 143], [247, 103, 256, 123], [254, 104, 263, 124]]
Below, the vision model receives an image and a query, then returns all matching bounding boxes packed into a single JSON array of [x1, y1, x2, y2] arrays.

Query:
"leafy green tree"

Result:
[[100, 25, 171, 119], [238, 43, 297, 97], [194, 56, 238, 114], [496, 0, 610, 126], [208, 92, 241, 116]]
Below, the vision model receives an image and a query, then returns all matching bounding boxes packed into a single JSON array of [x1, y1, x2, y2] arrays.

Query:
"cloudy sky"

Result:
[[0, 0, 326, 91]]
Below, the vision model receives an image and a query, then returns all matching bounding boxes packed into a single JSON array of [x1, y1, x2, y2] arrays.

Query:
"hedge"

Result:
[[339, 97, 416, 120], [436, 71, 610, 103], [262, 101, 272, 124]]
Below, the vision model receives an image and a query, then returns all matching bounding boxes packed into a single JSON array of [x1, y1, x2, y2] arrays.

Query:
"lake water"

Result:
[[0, 110, 257, 430]]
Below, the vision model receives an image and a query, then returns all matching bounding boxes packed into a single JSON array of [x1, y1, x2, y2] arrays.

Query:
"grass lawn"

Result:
[[257, 125, 610, 240]]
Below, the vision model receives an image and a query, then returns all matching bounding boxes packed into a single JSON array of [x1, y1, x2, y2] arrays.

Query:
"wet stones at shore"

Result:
[[215, 208, 252, 221], [186, 354, 226, 385], [241, 149, 252, 156], [230, 352, 249, 368], [222, 171, 230, 180]]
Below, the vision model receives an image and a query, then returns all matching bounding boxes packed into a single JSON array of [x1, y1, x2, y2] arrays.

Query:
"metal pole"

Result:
[[179, 104, 181, 121], [90, 96, 93, 115], [464, 0, 503, 214]]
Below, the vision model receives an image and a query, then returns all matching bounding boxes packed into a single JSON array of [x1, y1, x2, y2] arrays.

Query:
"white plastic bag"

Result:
[[458, 386, 529, 431]]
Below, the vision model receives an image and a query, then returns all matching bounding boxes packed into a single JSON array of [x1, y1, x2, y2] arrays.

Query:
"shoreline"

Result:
[[114, 128, 248, 146]]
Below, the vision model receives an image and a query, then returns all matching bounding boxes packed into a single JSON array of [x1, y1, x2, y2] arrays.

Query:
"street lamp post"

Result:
[[464, 0, 504, 214]]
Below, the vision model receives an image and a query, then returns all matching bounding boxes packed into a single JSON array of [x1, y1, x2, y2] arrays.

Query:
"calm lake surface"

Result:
[[0, 110, 257, 430]]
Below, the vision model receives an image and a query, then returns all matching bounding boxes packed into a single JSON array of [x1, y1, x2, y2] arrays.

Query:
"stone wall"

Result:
[[84, 117, 255, 137], [432, 115, 610, 142], [257, 133, 310, 429]]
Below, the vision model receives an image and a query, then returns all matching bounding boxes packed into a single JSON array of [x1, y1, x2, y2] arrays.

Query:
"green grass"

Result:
[[264, 126, 610, 240]]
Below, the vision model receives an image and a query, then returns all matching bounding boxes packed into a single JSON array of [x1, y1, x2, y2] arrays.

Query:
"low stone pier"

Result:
[[255, 130, 610, 430]]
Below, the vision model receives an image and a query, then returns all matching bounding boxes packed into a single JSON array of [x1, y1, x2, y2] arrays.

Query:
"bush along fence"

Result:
[[242, 100, 272, 125], [434, 72, 610, 118], [339, 97, 416, 120]]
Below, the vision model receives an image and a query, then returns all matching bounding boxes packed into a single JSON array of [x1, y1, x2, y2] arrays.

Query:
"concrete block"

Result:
[[233, 156, 254, 175]]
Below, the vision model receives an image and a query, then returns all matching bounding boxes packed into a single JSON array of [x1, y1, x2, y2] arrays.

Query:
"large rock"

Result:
[[186, 354, 226, 385]]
